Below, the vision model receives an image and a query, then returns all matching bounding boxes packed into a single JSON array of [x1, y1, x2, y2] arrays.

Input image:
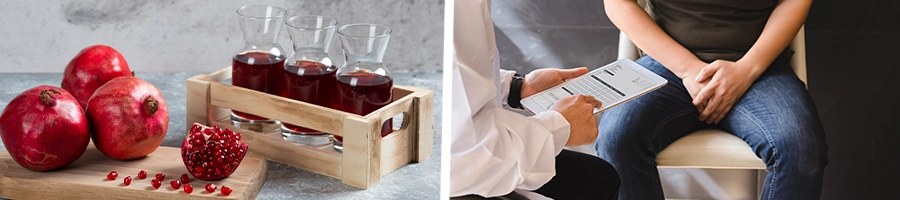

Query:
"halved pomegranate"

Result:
[[182, 123, 248, 181]]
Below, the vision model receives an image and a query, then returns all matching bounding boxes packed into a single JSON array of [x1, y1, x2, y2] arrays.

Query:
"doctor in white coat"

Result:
[[450, 0, 620, 199]]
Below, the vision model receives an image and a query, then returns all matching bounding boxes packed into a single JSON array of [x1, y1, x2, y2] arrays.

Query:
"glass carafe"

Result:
[[332, 23, 394, 152], [280, 15, 338, 146], [230, 5, 287, 132]]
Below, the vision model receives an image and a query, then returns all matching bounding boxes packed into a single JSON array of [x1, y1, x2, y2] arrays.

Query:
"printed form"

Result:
[[528, 63, 659, 112]]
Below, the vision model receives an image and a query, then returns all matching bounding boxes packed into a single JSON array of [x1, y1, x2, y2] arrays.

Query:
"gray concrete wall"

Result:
[[491, 0, 618, 73], [0, 0, 443, 73]]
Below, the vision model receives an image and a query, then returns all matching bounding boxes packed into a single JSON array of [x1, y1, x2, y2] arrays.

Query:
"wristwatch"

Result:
[[508, 73, 525, 109]]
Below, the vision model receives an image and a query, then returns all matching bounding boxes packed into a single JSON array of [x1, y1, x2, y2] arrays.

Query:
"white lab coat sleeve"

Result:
[[498, 69, 516, 106], [450, 0, 571, 198]]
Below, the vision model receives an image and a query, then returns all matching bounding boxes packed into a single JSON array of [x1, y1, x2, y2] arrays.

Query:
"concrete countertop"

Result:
[[0, 70, 443, 199]]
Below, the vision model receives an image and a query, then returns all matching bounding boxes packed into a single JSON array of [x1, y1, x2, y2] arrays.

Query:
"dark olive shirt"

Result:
[[651, 0, 792, 63]]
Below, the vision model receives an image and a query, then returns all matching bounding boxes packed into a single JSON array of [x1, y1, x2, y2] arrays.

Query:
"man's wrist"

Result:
[[735, 59, 768, 78], [675, 59, 707, 79]]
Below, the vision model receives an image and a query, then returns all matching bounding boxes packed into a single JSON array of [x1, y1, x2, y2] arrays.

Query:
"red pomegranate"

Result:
[[182, 123, 248, 181], [62, 44, 132, 109], [86, 76, 168, 160], [0, 85, 90, 171]]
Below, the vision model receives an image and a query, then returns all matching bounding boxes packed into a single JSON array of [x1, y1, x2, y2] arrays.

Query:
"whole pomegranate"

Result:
[[62, 44, 132, 109], [0, 86, 90, 171], [182, 123, 248, 181], [86, 76, 168, 160]]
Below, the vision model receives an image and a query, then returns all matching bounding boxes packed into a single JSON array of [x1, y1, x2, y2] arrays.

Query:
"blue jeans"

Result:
[[594, 56, 828, 200]]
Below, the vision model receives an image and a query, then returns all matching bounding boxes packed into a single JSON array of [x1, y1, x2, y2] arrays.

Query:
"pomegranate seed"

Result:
[[170, 180, 181, 189], [205, 183, 217, 193], [221, 186, 232, 196], [123, 176, 132, 186], [180, 174, 190, 183], [183, 184, 193, 194], [155, 173, 165, 181], [136, 170, 147, 179], [107, 171, 118, 180], [151, 179, 161, 189]]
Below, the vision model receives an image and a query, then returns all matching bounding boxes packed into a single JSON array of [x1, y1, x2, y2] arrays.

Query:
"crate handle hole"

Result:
[[390, 112, 410, 132]]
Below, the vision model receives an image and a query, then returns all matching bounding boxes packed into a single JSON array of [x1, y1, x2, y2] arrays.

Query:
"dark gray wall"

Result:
[[494, 0, 900, 198], [806, 0, 900, 199]]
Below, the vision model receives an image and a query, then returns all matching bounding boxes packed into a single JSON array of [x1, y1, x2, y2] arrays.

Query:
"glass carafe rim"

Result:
[[337, 23, 392, 39], [236, 5, 287, 20], [286, 15, 338, 30]]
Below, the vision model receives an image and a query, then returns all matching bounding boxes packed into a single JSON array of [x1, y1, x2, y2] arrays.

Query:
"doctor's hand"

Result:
[[550, 94, 602, 146], [521, 67, 590, 98]]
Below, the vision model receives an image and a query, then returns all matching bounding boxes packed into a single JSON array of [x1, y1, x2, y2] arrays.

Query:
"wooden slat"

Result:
[[0, 146, 267, 200], [203, 67, 233, 83], [340, 116, 378, 189], [380, 123, 412, 176], [186, 75, 211, 131], [362, 87, 416, 124], [409, 87, 435, 162], [210, 117, 343, 178], [207, 81, 347, 135], [204, 68, 237, 125]]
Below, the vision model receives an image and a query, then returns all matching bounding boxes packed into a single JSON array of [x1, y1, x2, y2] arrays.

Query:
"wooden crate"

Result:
[[185, 67, 434, 189]]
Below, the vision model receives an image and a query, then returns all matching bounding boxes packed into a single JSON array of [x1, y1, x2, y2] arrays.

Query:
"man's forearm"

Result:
[[604, 0, 706, 79], [738, 0, 812, 77]]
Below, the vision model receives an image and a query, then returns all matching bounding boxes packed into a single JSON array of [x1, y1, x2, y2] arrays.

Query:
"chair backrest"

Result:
[[789, 27, 807, 84], [616, 0, 807, 85]]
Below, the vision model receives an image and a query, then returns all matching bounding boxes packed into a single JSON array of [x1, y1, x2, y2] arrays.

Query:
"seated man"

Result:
[[596, 0, 828, 199]]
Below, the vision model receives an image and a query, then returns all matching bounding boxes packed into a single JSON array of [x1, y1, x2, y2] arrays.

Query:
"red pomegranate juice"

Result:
[[333, 72, 393, 142], [281, 60, 336, 133], [232, 51, 285, 120]]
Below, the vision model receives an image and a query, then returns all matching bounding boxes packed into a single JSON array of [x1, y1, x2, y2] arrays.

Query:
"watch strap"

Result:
[[508, 73, 525, 109]]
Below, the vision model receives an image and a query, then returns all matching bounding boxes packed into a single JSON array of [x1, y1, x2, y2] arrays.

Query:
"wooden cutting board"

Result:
[[0, 144, 267, 200]]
